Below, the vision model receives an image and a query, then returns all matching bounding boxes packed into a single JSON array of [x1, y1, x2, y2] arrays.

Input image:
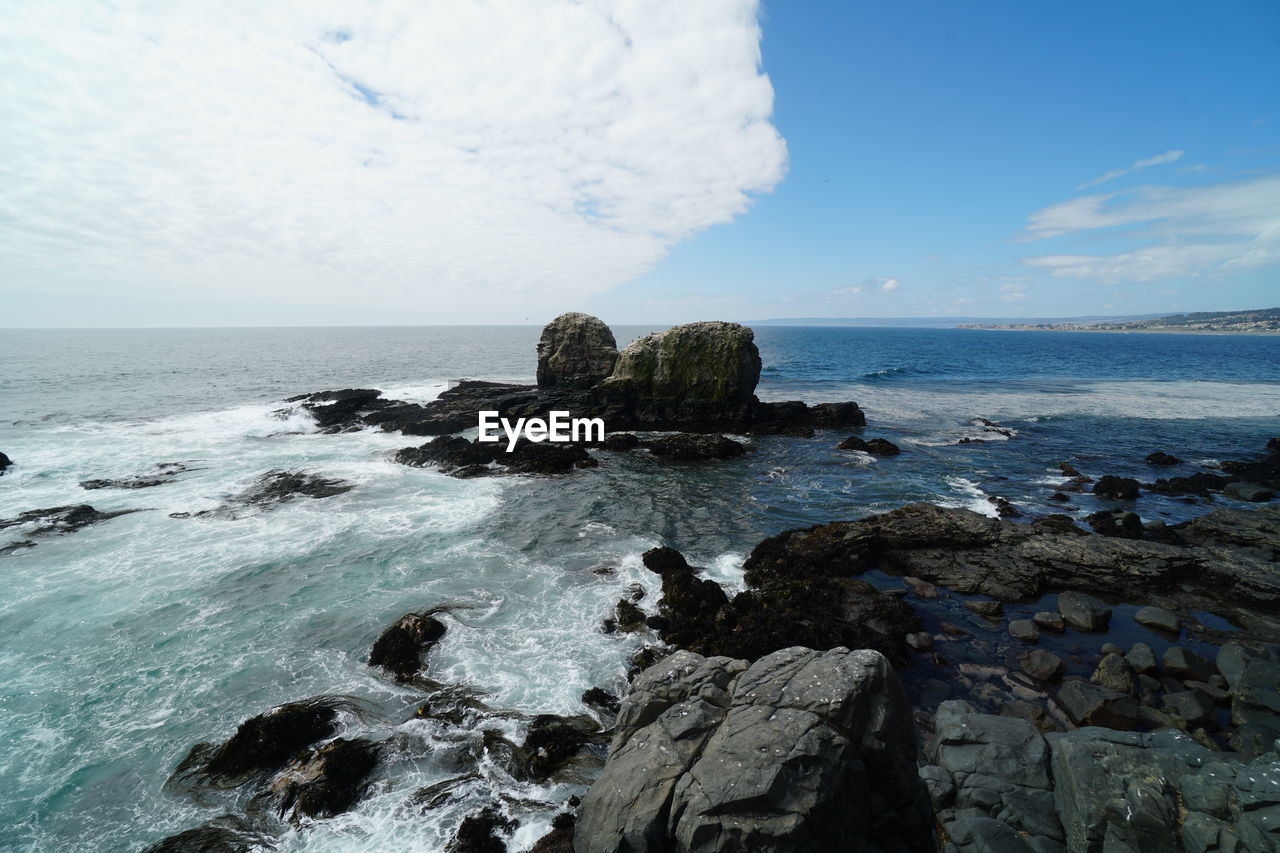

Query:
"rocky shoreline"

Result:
[[16, 314, 1275, 852]]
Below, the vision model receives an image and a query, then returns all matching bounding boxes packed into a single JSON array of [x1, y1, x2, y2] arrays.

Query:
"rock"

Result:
[[1101, 642, 1123, 656], [1230, 658, 1280, 740], [271, 737, 379, 819], [612, 599, 646, 633], [1022, 650, 1065, 683], [529, 812, 576, 853], [1145, 451, 1184, 466], [809, 401, 867, 429], [1092, 475, 1140, 500], [1134, 605, 1179, 634], [906, 631, 934, 651], [601, 433, 640, 451], [1056, 591, 1111, 632], [1224, 481, 1276, 502], [1145, 471, 1235, 498], [1047, 492, 1071, 503], [1055, 681, 1138, 730], [368, 612, 447, 681], [576, 647, 934, 853], [140, 816, 265, 853], [0, 451, 10, 474], [1032, 612, 1065, 633], [395, 436, 497, 471], [449, 805, 518, 853], [943, 816, 1036, 852], [1125, 642, 1158, 676], [1163, 646, 1216, 683], [642, 434, 746, 461], [80, 462, 190, 490], [1222, 448, 1280, 491], [507, 715, 606, 783], [1031, 515, 1087, 537], [597, 321, 761, 406], [989, 496, 1022, 518], [641, 547, 729, 651], [0, 504, 142, 539], [536, 313, 619, 389], [172, 470, 352, 519], [169, 698, 344, 789], [1090, 653, 1135, 695], [903, 576, 939, 599], [581, 687, 621, 717], [1217, 643, 1251, 688], [919, 764, 955, 809], [504, 441, 594, 474], [1009, 619, 1040, 643], [1085, 509, 1144, 539], [1059, 462, 1083, 478], [964, 599, 1004, 619], [837, 436, 901, 456], [1162, 691, 1216, 728]]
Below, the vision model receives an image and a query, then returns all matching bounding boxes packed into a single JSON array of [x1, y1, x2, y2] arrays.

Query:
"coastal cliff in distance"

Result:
[[959, 307, 1280, 334]]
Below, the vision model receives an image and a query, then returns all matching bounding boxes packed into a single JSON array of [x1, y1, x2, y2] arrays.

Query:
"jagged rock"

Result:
[[1230, 658, 1280, 754], [449, 805, 519, 853], [1225, 481, 1276, 503], [270, 737, 379, 819], [395, 436, 497, 471], [368, 612, 447, 681], [1216, 643, 1251, 688], [1022, 650, 1065, 683], [601, 433, 640, 451], [504, 441, 594, 474], [575, 647, 934, 853], [581, 687, 621, 716], [1222, 448, 1280, 490], [1134, 605, 1179, 634], [0, 504, 143, 543], [1057, 591, 1111, 632], [1145, 470, 1235, 498], [536, 313, 619, 389], [0, 451, 10, 475], [903, 576, 939, 599], [1085, 509, 1144, 539], [1093, 475, 1140, 500], [506, 715, 607, 784], [171, 470, 352, 520], [529, 812, 576, 853], [1163, 646, 1216, 683], [642, 434, 745, 461], [1145, 451, 1184, 466], [1090, 653, 1135, 695], [1055, 681, 1137, 730]]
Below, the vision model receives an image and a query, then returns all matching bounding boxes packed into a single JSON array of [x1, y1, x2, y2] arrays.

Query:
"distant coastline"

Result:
[[959, 307, 1280, 335], [957, 325, 1280, 336]]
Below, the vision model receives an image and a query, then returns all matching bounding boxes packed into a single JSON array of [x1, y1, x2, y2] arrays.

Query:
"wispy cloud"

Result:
[[1020, 174, 1280, 282], [1077, 149, 1184, 190], [0, 1, 786, 321]]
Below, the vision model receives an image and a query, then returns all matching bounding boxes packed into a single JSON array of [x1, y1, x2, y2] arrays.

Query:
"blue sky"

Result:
[[3, 0, 1277, 326], [593, 0, 1280, 323]]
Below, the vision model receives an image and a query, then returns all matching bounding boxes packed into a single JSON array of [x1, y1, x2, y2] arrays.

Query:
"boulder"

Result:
[[1085, 509, 1144, 539], [1009, 619, 1040, 643], [1055, 681, 1138, 730], [597, 321, 761, 405], [140, 816, 265, 853], [449, 805, 519, 853], [536, 312, 619, 389], [575, 647, 934, 853], [1022, 650, 1065, 683], [1145, 451, 1183, 466], [271, 737, 379, 819], [0, 451, 10, 474], [1162, 691, 1216, 728], [1125, 642, 1158, 676], [1133, 605, 1179, 634], [368, 612, 447, 681], [1090, 653, 1135, 695], [1093, 475, 1140, 500], [1056, 591, 1112, 632], [1032, 612, 1065, 633], [836, 436, 901, 456], [530, 813, 576, 853], [1162, 646, 1216, 683], [1224, 481, 1276, 503]]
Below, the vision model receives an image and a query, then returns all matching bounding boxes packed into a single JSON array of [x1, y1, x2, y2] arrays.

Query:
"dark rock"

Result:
[[1145, 471, 1234, 497], [642, 434, 745, 461], [1230, 658, 1280, 735], [1009, 619, 1040, 643], [288, 388, 389, 432], [809, 401, 867, 429], [1163, 691, 1215, 728], [837, 436, 901, 456], [576, 647, 934, 853], [1085, 509, 1144, 539], [1100, 642, 1123, 656], [1022, 650, 1065, 682], [989, 496, 1021, 518], [140, 815, 264, 853], [1222, 448, 1280, 490], [0, 504, 141, 537], [449, 805, 518, 853], [1090, 653, 1135, 695], [1163, 646, 1216, 683], [601, 433, 640, 451], [1125, 642, 1158, 676], [395, 436, 497, 471], [1059, 462, 1083, 478], [1093, 475, 1140, 500], [1216, 643, 1251, 688], [906, 631, 934, 651], [509, 715, 606, 783], [1224, 481, 1276, 502], [1057, 591, 1111, 632], [536, 312, 618, 389], [1134, 605, 1179, 634], [1032, 612, 1065, 633], [1055, 681, 1138, 729], [581, 687, 620, 716], [368, 612, 447, 682], [964, 599, 1004, 619], [1145, 451, 1183, 466], [504, 441, 594, 474], [528, 812, 575, 853], [81, 462, 190, 490], [903, 576, 938, 599], [0, 451, 10, 474], [172, 470, 352, 520], [613, 599, 646, 633], [1047, 492, 1071, 503], [271, 737, 379, 819]]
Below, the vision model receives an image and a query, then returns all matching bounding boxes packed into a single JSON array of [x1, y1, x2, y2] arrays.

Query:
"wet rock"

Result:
[[1163, 691, 1216, 728], [809, 401, 867, 429], [0, 451, 10, 474], [576, 647, 934, 853], [1225, 481, 1276, 503], [1230, 658, 1280, 746], [1056, 591, 1111, 632], [536, 312, 619, 390], [1216, 643, 1251, 688], [449, 805, 518, 853], [529, 812, 575, 853], [1055, 681, 1138, 730], [1022, 650, 1065, 683], [140, 815, 265, 853], [287, 388, 391, 432], [1101, 642, 1123, 656], [172, 470, 352, 519], [1134, 605, 1179, 634], [1031, 514, 1085, 536], [1163, 646, 1216, 683], [612, 599, 646, 633], [1145, 451, 1184, 466], [601, 433, 640, 451], [1084, 509, 1144, 539], [1092, 475, 1140, 500], [906, 631, 934, 651], [903, 576, 938, 599], [1145, 470, 1235, 498], [641, 547, 729, 651], [642, 433, 745, 461], [1009, 620, 1040, 643], [368, 612, 447, 682], [581, 687, 620, 717], [1047, 492, 1071, 503], [1059, 462, 1084, 478], [964, 599, 1004, 619], [836, 436, 901, 455], [1090, 653, 1135, 695], [171, 699, 343, 788], [81, 462, 190, 490], [395, 436, 497, 471], [1222, 447, 1280, 491], [508, 714, 607, 784], [1032, 612, 1065, 633], [0, 504, 142, 537], [1125, 642, 1158, 676], [505, 441, 595, 474], [271, 737, 379, 819]]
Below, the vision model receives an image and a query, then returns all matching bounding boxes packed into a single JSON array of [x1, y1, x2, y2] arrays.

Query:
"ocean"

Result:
[[2, 325, 1279, 852]]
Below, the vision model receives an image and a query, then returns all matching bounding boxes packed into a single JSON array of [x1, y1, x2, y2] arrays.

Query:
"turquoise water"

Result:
[[2, 326, 1279, 851]]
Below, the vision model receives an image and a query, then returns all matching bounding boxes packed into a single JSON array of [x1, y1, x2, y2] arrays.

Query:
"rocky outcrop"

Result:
[[537, 312, 619, 389], [368, 611, 448, 682], [270, 737, 380, 820], [80, 461, 191, 490], [140, 815, 266, 853], [597, 321, 761, 405], [575, 647, 934, 853], [170, 470, 352, 520], [0, 504, 143, 546], [642, 434, 746, 461], [837, 436, 901, 455]]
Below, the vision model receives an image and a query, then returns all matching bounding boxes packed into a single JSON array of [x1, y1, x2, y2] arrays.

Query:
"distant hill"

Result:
[[751, 314, 1163, 328], [957, 307, 1280, 333]]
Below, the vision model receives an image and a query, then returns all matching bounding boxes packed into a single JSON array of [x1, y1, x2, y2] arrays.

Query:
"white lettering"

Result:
[[477, 411, 501, 442], [549, 411, 570, 442], [573, 417, 605, 443], [503, 417, 526, 452], [525, 418, 548, 442], [477, 411, 607, 451]]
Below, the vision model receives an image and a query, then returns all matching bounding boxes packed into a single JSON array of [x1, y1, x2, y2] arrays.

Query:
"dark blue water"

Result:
[[1, 326, 1277, 852]]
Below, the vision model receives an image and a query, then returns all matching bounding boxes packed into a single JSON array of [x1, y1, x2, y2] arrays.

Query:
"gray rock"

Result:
[[1217, 642, 1252, 688], [1056, 591, 1111, 632], [1163, 646, 1217, 683], [1185, 680, 1231, 706], [1125, 642, 1158, 676], [576, 647, 934, 853], [1224, 481, 1275, 502], [1163, 690, 1216, 728], [1009, 620, 1039, 643], [1090, 653, 1135, 695], [1230, 658, 1280, 738], [943, 816, 1033, 852], [536, 312, 619, 389], [964, 599, 1004, 619], [906, 631, 934, 652], [1055, 680, 1138, 730], [1134, 605, 1179, 634], [1032, 612, 1065, 633], [597, 321, 761, 405], [919, 764, 956, 809], [1100, 642, 1123, 656], [904, 576, 939, 599], [1022, 650, 1065, 683]]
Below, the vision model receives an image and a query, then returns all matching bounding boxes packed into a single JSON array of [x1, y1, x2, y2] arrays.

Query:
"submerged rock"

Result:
[[0, 504, 141, 537], [836, 435, 901, 455], [449, 805, 519, 853], [575, 647, 934, 853], [536, 312, 619, 390], [1145, 451, 1184, 466], [81, 462, 191, 490], [171, 470, 352, 520]]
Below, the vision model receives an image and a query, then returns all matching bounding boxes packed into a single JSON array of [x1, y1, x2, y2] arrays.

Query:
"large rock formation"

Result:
[[597, 321, 761, 404], [575, 647, 934, 853], [537, 312, 620, 390]]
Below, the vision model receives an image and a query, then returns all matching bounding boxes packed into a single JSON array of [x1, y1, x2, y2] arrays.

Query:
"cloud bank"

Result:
[[0, 0, 786, 321]]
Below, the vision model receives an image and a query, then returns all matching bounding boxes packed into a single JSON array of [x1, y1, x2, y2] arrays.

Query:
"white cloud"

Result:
[[999, 282, 1027, 302], [1020, 174, 1280, 283], [1077, 149, 1183, 189], [831, 286, 863, 295], [0, 0, 786, 321], [880, 278, 900, 292]]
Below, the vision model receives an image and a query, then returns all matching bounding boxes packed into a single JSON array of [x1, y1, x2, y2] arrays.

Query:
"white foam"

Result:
[[940, 477, 1000, 518]]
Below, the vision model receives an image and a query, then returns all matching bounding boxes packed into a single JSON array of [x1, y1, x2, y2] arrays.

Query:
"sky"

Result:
[[2, 0, 1278, 327]]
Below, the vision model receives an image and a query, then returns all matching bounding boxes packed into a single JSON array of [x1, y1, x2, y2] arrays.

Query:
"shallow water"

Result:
[[1, 326, 1278, 851]]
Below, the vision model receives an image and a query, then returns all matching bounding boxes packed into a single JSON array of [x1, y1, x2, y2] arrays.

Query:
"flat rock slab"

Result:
[[1056, 591, 1112, 632], [1134, 605, 1179, 634]]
